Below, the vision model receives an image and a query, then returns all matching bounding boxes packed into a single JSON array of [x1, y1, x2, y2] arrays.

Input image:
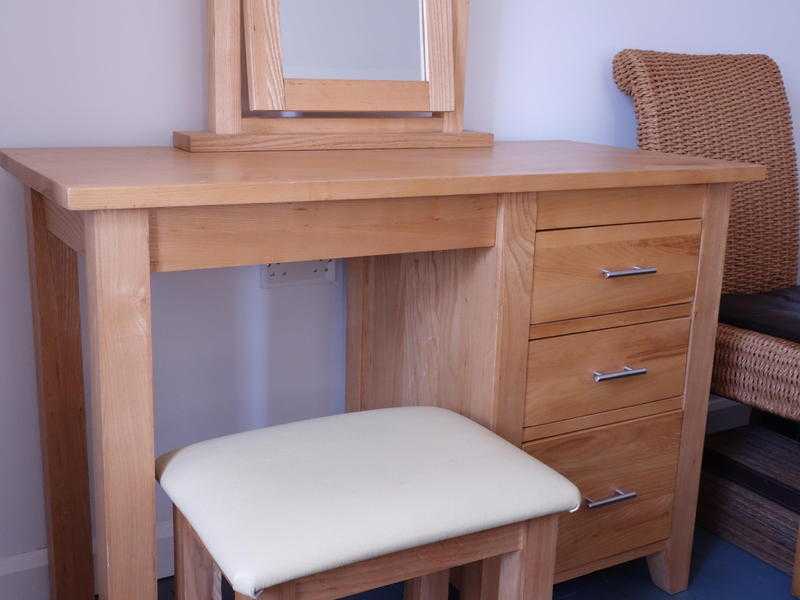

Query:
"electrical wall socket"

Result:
[[260, 260, 337, 289]]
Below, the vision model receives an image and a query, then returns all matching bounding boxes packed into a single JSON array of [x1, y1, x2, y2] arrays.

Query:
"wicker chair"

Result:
[[614, 50, 800, 595]]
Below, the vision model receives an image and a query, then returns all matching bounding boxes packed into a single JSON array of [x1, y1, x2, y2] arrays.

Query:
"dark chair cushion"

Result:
[[719, 286, 800, 344]]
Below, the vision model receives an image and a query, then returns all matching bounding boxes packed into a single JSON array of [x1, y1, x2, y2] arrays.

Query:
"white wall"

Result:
[[0, 2, 346, 597], [465, 0, 800, 148], [1, 1, 799, 598]]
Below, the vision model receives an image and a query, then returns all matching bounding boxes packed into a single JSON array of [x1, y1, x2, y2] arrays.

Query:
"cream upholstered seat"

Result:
[[157, 407, 581, 599]]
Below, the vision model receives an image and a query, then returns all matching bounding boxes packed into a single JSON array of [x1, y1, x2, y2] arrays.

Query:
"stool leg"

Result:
[[497, 516, 559, 600], [405, 569, 451, 600], [462, 557, 500, 600], [174, 508, 223, 600]]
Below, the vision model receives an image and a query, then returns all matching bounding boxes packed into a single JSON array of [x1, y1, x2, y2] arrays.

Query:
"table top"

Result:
[[0, 141, 764, 211]]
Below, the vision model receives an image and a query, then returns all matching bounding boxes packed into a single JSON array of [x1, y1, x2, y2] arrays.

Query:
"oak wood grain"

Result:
[[348, 249, 497, 419], [42, 194, 84, 253], [405, 570, 451, 600], [531, 220, 701, 323], [174, 509, 222, 600], [149, 195, 497, 272], [423, 0, 455, 111], [524, 412, 683, 574], [497, 517, 559, 600], [211, 0, 478, 148], [247, 521, 542, 600], [458, 558, 500, 600], [84, 209, 156, 600], [345, 194, 537, 600], [172, 130, 493, 153], [647, 184, 732, 593], [243, 0, 285, 111], [442, 0, 468, 133], [25, 189, 94, 600], [345, 258, 368, 414], [242, 116, 445, 134], [536, 185, 704, 230], [0, 142, 765, 211], [553, 540, 666, 583], [523, 396, 683, 442], [346, 193, 536, 446], [525, 318, 690, 425], [208, 0, 241, 134], [268, 524, 525, 600], [283, 79, 431, 112], [529, 303, 692, 339], [491, 193, 539, 444]]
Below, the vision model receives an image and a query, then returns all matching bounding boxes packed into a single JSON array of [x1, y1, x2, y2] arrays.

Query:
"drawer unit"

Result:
[[531, 220, 701, 323], [525, 318, 690, 426], [524, 411, 683, 575]]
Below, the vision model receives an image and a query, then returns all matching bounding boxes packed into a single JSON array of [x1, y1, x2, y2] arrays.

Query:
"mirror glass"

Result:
[[280, 0, 425, 81]]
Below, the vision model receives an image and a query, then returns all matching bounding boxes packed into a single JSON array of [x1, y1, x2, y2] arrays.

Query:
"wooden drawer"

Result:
[[531, 220, 701, 323], [524, 412, 682, 575], [525, 318, 690, 426], [536, 185, 705, 230]]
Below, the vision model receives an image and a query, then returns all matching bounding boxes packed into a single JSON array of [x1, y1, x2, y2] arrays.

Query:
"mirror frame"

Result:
[[246, 0, 450, 112], [173, 0, 493, 152]]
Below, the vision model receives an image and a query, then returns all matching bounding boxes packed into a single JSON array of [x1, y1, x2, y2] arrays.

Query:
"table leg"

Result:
[[25, 190, 94, 599], [84, 209, 156, 600], [647, 184, 732, 592], [459, 558, 500, 600], [404, 569, 450, 600]]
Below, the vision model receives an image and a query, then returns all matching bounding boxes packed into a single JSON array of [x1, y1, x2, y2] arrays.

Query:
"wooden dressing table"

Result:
[[0, 141, 763, 599]]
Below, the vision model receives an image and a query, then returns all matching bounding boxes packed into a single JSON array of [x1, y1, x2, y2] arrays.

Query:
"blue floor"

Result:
[[158, 529, 794, 599], [552, 529, 793, 599]]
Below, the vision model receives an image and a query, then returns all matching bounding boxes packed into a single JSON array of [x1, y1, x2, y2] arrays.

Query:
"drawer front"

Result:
[[531, 220, 701, 323], [536, 185, 705, 230], [525, 318, 690, 426], [524, 412, 682, 574]]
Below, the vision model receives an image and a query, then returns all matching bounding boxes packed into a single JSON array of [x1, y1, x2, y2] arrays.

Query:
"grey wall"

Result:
[[1, 1, 799, 598]]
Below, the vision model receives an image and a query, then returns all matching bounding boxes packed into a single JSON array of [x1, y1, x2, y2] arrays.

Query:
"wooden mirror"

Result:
[[173, 0, 493, 152]]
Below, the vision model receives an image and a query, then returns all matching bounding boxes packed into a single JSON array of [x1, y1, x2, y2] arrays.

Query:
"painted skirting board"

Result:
[[0, 548, 48, 579], [0, 519, 175, 592]]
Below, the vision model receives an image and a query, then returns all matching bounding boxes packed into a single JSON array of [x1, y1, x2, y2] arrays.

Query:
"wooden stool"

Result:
[[157, 407, 580, 600]]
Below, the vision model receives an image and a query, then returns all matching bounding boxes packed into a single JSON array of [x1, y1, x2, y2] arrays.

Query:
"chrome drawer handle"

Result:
[[592, 365, 648, 383], [601, 266, 657, 279], [586, 489, 638, 509]]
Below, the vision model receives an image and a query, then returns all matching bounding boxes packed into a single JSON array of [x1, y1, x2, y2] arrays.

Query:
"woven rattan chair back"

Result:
[[614, 50, 799, 295]]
